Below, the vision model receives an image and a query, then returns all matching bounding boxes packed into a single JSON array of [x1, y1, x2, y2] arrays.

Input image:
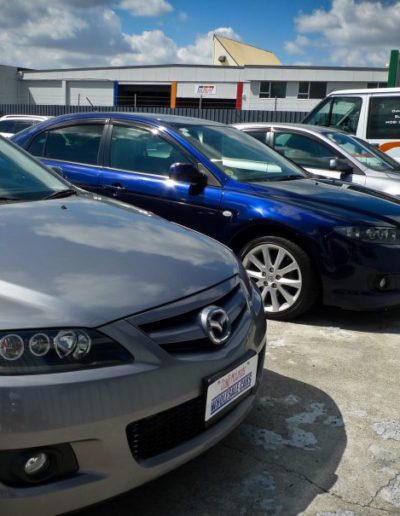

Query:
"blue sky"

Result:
[[118, 0, 333, 65], [0, 0, 399, 69]]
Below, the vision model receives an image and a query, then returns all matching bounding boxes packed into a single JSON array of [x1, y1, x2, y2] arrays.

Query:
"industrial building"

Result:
[[0, 35, 389, 112]]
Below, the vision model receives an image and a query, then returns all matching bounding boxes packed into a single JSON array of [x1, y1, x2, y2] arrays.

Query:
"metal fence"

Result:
[[0, 104, 305, 124]]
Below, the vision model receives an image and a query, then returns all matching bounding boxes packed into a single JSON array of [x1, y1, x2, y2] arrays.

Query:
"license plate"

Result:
[[205, 354, 258, 422]]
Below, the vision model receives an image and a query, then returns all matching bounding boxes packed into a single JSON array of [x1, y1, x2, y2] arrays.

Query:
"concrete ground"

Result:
[[77, 306, 400, 516]]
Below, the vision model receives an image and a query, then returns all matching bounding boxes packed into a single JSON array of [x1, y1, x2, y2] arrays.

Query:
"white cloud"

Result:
[[284, 35, 310, 56], [287, 0, 400, 66], [0, 0, 241, 68], [177, 27, 241, 64], [118, 0, 173, 17]]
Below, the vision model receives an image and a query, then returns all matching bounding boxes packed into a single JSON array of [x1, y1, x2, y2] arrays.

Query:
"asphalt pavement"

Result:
[[76, 305, 400, 516]]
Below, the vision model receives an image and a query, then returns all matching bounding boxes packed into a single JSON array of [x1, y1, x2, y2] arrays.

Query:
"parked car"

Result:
[[302, 87, 400, 162], [0, 114, 50, 138], [0, 135, 266, 515], [234, 122, 400, 196], [12, 112, 400, 320]]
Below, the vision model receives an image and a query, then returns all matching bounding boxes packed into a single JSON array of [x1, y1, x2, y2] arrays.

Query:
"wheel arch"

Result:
[[229, 222, 323, 291]]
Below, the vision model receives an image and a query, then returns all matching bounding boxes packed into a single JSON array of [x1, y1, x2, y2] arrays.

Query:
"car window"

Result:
[[109, 125, 191, 175], [245, 130, 268, 144], [28, 132, 47, 156], [171, 124, 306, 182], [0, 137, 67, 200], [305, 97, 362, 134], [274, 131, 338, 169], [0, 120, 35, 134], [42, 124, 103, 165], [367, 96, 400, 139], [327, 131, 400, 172]]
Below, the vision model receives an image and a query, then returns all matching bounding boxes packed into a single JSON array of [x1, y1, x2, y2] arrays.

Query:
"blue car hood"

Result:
[[245, 177, 400, 225], [0, 196, 237, 330]]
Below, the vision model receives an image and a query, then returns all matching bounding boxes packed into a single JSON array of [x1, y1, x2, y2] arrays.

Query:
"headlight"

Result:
[[335, 226, 400, 244], [0, 328, 133, 375]]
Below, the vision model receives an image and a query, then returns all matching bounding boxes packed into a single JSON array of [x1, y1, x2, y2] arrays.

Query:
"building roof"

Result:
[[213, 35, 281, 66]]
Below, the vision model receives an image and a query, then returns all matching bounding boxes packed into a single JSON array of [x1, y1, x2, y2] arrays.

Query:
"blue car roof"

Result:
[[33, 111, 225, 128]]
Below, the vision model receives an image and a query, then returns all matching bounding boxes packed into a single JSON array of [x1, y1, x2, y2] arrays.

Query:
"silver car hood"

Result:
[[0, 196, 237, 330]]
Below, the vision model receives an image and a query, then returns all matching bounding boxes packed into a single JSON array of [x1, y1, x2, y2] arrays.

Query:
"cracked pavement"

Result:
[[76, 305, 400, 516]]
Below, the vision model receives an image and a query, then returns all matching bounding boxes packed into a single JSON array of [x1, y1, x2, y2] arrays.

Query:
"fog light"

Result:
[[377, 276, 389, 290], [24, 452, 50, 477]]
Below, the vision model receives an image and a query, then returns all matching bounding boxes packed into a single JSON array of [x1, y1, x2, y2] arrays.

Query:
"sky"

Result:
[[0, 0, 399, 70]]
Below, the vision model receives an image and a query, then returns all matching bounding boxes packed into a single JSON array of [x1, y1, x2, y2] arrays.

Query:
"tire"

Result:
[[240, 236, 319, 321]]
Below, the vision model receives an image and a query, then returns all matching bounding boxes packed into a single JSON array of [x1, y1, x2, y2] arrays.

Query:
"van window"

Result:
[[304, 96, 362, 134], [367, 96, 400, 139]]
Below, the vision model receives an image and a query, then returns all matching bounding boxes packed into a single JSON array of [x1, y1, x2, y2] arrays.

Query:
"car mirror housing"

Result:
[[169, 163, 207, 186], [329, 158, 353, 176]]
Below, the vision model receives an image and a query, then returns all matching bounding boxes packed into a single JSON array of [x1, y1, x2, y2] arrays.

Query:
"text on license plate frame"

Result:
[[204, 353, 258, 422]]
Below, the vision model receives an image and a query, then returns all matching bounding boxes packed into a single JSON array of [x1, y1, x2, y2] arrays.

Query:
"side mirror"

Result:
[[329, 158, 353, 177], [169, 163, 207, 186]]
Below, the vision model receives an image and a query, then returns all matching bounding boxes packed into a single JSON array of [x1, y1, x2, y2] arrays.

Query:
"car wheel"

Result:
[[240, 236, 319, 320]]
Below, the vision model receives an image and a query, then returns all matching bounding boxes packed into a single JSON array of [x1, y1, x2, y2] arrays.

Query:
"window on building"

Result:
[[259, 81, 287, 98], [367, 82, 387, 88], [298, 82, 327, 99]]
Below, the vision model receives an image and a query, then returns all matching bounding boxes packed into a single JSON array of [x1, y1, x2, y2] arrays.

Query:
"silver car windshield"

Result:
[[174, 124, 306, 182], [326, 131, 400, 173], [0, 138, 67, 200]]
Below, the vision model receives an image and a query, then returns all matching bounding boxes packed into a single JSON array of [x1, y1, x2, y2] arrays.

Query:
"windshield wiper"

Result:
[[275, 175, 304, 181], [0, 196, 22, 202], [42, 188, 78, 200]]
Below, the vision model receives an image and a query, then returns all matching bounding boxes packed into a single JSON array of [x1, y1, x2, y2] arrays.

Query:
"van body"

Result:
[[303, 88, 400, 162]]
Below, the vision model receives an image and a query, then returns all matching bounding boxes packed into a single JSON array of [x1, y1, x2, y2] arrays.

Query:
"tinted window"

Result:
[[246, 130, 268, 144], [259, 81, 286, 98], [110, 125, 191, 175], [0, 120, 35, 134], [44, 125, 103, 165], [298, 82, 327, 99], [367, 96, 400, 139], [274, 131, 338, 169], [28, 132, 47, 156]]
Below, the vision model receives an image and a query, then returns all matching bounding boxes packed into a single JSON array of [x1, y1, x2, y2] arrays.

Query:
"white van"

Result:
[[303, 87, 400, 162]]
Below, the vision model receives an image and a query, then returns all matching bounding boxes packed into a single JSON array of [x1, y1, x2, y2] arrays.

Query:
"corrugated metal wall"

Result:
[[0, 104, 305, 124]]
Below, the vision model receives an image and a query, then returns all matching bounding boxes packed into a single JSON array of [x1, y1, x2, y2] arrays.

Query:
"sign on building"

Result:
[[195, 84, 217, 95]]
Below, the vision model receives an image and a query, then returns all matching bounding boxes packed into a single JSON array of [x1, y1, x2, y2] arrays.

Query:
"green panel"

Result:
[[388, 49, 399, 87]]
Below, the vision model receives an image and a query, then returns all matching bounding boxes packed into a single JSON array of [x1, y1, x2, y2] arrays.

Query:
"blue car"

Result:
[[13, 112, 400, 320]]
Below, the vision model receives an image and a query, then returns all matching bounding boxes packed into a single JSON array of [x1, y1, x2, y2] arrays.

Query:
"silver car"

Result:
[[0, 137, 266, 515], [234, 122, 400, 197]]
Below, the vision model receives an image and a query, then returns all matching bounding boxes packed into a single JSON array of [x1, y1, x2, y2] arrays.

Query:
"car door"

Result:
[[100, 121, 223, 239], [25, 121, 106, 193], [271, 130, 366, 186]]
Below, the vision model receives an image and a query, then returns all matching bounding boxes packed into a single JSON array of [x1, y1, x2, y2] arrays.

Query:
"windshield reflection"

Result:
[[326, 132, 400, 173], [174, 124, 306, 182], [0, 138, 66, 201]]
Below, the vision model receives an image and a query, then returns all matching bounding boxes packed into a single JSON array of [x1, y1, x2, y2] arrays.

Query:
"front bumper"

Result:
[[321, 235, 400, 311], [0, 278, 266, 515]]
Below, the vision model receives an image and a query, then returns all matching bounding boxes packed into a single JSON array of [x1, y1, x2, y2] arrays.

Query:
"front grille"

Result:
[[127, 276, 248, 354], [127, 396, 205, 461], [126, 345, 266, 462]]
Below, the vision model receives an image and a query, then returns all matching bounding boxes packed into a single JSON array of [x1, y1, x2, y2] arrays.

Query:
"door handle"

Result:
[[105, 183, 126, 192]]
